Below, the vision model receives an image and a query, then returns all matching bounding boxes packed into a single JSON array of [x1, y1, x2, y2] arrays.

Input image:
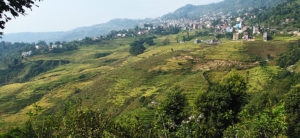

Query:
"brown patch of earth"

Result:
[[192, 60, 259, 71]]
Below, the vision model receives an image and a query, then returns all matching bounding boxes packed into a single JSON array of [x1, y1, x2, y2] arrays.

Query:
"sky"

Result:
[[4, 0, 222, 34]]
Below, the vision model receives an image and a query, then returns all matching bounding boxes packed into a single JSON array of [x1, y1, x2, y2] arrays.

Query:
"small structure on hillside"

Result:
[[150, 101, 158, 107], [226, 27, 233, 33], [22, 51, 32, 58], [243, 32, 249, 40], [263, 32, 268, 41], [207, 39, 222, 45], [194, 39, 201, 44], [35, 45, 40, 49], [233, 33, 240, 40], [117, 34, 122, 37], [293, 31, 300, 36], [253, 26, 260, 34]]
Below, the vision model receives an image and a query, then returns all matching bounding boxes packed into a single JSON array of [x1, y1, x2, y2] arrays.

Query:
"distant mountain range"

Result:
[[1, 19, 151, 43], [0, 0, 288, 43]]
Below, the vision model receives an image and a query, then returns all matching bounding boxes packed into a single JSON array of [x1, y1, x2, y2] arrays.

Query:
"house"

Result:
[[238, 30, 244, 33], [22, 51, 32, 57], [93, 37, 99, 40], [243, 32, 249, 40], [116, 34, 122, 37], [35, 45, 40, 49], [293, 31, 300, 36], [253, 26, 260, 34], [263, 32, 268, 41], [194, 39, 201, 44], [233, 33, 240, 40], [138, 31, 145, 35], [51, 45, 58, 48], [226, 27, 233, 32]]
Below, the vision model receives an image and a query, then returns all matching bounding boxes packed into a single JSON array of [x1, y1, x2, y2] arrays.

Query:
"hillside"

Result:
[[1, 19, 150, 43], [252, 0, 300, 29], [1, 28, 300, 136], [0, 0, 289, 43], [162, 0, 287, 19], [2, 0, 300, 137]]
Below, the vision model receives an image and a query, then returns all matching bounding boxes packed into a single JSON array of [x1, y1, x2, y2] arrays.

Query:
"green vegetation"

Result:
[[1, 23, 300, 137], [0, 60, 69, 86], [129, 36, 156, 55], [254, 0, 300, 29], [277, 40, 300, 67]]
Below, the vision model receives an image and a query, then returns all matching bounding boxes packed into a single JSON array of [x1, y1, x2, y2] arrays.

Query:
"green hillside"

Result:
[[163, 0, 287, 19], [253, 0, 300, 29], [1, 28, 300, 137]]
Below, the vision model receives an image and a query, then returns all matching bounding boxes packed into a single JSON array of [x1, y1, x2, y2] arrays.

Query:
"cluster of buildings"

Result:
[[21, 44, 64, 57]]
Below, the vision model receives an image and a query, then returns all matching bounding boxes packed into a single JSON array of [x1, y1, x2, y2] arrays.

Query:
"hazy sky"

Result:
[[4, 0, 222, 33]]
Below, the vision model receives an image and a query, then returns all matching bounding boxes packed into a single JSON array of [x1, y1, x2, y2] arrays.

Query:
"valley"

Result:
[[1, 0, 300, 137]]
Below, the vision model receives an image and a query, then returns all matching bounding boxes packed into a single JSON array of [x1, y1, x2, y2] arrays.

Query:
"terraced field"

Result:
[[0, 34, 299, 132]]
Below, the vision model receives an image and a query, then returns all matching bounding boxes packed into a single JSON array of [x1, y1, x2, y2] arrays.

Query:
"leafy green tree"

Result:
[[155, 87, 187, 137], [224, 105, 287, 137], [277, 43, 300, 68], [216, 34, 223, 40], [194, 72, 247, 137], [162, 38, 170, 45], [0, 0, 41, 35], [142, 36, 156, 46], [284, 86, 300, 137], [129, 40, 146, 56], [61, 108, 111, 137]]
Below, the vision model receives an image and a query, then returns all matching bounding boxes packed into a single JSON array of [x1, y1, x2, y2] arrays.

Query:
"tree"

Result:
[[0, 0, 41, 35], [162, 38, 170, 45], [224, 105, 287, 137], [284, 86, 300, 137], [129, 40, 146, 56], [194, 72, 247, 137], [155, 87, 187, 137], [216, 34, 223, 40]]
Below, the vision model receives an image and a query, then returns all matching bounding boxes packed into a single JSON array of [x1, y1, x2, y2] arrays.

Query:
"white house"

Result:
[[263, 32, 268, 41], [22, 51, 32, 57]]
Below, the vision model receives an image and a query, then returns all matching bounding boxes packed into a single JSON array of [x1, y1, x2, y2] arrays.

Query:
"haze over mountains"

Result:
[[1, 19, 150, 43], [1, 0, 287, 43]]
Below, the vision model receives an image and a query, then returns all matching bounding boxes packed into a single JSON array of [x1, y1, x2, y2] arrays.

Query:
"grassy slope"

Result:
[[0, 34, 299, 132]]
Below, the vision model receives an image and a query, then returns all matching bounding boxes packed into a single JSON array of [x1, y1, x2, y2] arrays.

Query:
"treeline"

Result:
[[2, 71, 300, 137], [0, 60, 69, 86], [0, 41, 77, 69], [0, 42, 35, 68], [106, 25, 181, 40]]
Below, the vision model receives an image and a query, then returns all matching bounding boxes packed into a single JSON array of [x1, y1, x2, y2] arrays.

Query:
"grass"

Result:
[[203, 41, 254, 61], [245, 41, 289, 59], [0, 33, 298, 132]]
